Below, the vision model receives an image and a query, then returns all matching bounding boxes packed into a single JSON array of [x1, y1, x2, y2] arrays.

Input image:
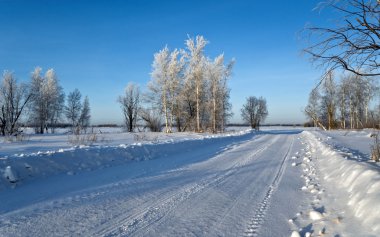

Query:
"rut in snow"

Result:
[[245, 136, 294, 237], [98, 136, 279, 237]]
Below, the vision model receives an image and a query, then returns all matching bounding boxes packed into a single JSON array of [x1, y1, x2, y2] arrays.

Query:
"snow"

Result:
[[302, 131, 380, 235], [3, 166, 17, 183], [290, 230, 301, 237], [0, 127, 379, 236], [309, 210, 323, 220]]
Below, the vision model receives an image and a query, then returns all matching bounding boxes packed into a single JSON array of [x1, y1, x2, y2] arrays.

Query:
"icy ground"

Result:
[[0, 127, 379, 236]]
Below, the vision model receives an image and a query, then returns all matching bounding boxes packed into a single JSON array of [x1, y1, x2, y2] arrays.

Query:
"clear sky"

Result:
[[0, 0, 332, 125]]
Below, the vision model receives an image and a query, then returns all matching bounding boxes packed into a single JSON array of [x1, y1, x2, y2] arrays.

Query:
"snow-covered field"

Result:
[[0, 127, 379, 236]]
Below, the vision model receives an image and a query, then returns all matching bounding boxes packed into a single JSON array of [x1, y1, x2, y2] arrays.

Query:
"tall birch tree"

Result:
[[184, 35, 208, 132]]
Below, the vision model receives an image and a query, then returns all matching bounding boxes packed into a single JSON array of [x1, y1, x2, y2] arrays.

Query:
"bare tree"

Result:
[[79, 96, 91, 132], [65, 89, 82, 133], [305, 87, 327, 130], [241, 96, 268, 130], [256, 97, 268, 130], [304, 0, 380, 76], [0, 71, 31, 136], [118, 83, 140, 132], [139, 108, 161, 132]]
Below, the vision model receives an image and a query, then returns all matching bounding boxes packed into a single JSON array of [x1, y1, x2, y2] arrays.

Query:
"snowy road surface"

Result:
[[0, 130, 306, 236], [1, 129, 378, 236]]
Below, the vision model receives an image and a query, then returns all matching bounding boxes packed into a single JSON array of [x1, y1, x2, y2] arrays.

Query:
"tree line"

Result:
[[1, 35, 269, 136], [119, 35, 268, 133], [305, 71, 378, 130], [303, 0, 380, 130], [0, 68, 90, 136]]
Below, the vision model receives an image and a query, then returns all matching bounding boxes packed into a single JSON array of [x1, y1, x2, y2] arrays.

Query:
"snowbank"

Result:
[[0, 129, 255, 189], [304, 131, 380, 233]]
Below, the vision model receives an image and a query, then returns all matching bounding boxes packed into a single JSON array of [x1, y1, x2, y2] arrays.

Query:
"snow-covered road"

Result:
[[0, 130, 305, 236]]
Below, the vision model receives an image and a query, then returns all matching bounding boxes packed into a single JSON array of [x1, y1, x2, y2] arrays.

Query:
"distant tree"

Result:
[[304, 0, 380, 77], [44, 69, 65, 133], [304, 87, 326, 130], [0, 71, 31, 136], [79, 96, 91, 132], [220, 86, 233, 132], [29, 67, 65, 134], [241, 96, 268, 130], [337, 76, 350, 129], [256, 97, 268, 129], [29, 67, 45, 133], [65, 89, 82, 133], [345, 73, 377, 129], [118, 83, 140, 132], [321, 71, 337, 130], [139, 108, 161, 132], [305, 71, 378, 130]]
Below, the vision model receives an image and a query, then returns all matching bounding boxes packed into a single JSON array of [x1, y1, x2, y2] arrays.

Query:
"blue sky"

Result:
[[0, 0, 331, 125]]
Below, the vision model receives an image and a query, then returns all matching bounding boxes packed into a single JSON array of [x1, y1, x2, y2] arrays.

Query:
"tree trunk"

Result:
[[212, 97, 216, 133], [196, 83, 200, 132], [163, 94, 170, 133]]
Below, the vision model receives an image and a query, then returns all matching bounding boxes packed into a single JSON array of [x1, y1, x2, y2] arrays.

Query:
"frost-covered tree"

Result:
[[305, 87, 326, 130], [167, 49, 185, 132], [44, 69, 65, 133], [0, 71, 31, 136], [65, 89, 82, 133], [345, 74, 377, 129], [184, 35, 208, 132], [148, 46, 171, 132], [321, 71, 337, 130], [79, 96, 91, 132], [29, 67, 45, 133], [145, 35, 234, 133], [29, 67, 65, 134], [305, 70, 378, 130], [241, 96, 268, 130], [147, 46, 185, 133], [118, 83, 140, 132], [206, 54, 234, 133], [337, 77, 350, 129]]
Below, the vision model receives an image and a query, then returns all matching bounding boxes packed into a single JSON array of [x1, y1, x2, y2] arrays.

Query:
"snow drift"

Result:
[[0, 129, 255, 189], [304, 131, 380, 233]]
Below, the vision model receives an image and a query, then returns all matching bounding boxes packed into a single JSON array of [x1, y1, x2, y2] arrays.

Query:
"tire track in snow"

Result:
[[0, 135, 263, 233], [0, 134, 279, 237], [96, 135, 280, 237], [244, 135, 294, 237]]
